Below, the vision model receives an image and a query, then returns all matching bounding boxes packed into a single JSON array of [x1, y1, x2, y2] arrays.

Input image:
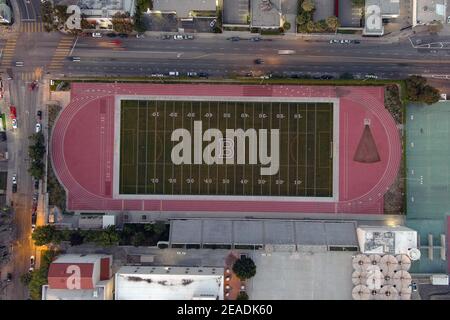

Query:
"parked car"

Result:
[[173, 34, 183, 40], [183, 34, 194, 40], [12, 118, 17, 129], [92, 32, 102, 38], [329, 39, 339, 44], [169, 71, 179, 76], [35, 123, 41, 133], [34, 179, 39, 190], [29, 256, 35, 272], [365, 73, 378, 79], [254, 58, 264, 64], [12, 174, 17, 185], [251, 37, 262, 42], [37, 110, 42, 120], [187, 72, 197, 77], [118, 33, 128, 38], [320, 75, 334, 80], [352, 40, 361, 44], [230, 37, 240, 42], [410, 282, 418, 292], [198, 72, 209, 78], [10, 105, 17, 118], [209, 19, 217, 28], [12, 184, 17, 193], [106, 33, 117, 38], [7, 273, 12, 282], [136, 33, 145, 38]]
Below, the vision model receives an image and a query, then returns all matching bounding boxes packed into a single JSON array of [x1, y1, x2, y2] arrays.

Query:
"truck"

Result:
[[430, 274, 449, 285]]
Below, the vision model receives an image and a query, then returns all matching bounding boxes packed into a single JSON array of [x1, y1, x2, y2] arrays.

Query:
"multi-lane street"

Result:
[[61, 35, 450, 79]]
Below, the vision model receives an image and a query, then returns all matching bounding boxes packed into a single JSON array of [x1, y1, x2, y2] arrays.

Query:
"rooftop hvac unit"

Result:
[[407, 248, 421, 261]]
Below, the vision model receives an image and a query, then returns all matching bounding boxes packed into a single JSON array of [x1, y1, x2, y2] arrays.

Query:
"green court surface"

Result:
[[119, 99, 334, 197], [405, 101, 450, 273]]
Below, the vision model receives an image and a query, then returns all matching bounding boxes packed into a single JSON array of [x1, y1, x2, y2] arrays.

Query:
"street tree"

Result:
[[32, 225, 58, 246], [405, 75, 441, 105], [326, 16, 340, 31], [232, 257, 257, 280], [112, 12, 133, 34], [302, 0, 315, 12]]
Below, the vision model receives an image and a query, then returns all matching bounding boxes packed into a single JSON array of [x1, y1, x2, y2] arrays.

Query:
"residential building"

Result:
[[42, 254, 114, 300]]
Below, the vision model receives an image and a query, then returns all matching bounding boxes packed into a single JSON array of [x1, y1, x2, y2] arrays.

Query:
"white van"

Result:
[[278, 50, 295, 55]]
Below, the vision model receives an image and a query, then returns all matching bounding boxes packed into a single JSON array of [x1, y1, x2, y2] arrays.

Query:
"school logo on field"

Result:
[[171, 121, 280, 176]]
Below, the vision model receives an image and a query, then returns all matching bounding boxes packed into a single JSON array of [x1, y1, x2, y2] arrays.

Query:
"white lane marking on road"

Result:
[[69, 36, 79, 56]]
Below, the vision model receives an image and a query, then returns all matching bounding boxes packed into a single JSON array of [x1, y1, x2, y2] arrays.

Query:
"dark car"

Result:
[[106, 33, 117, 38], [34, 179, 39, 190], [254, 59, 264, 64], [352, 40, 361, 44], [198, 72, 209, 78], [31, 213, 37, 225], [37, 110, 42, 120], [118, 33, 128, 38], [229, 37, 240, 41], [6, 273, 12, 282], [250, 37, 262, 42], [0, 132, 6, 142], [12, 184, 17, 193], [320, 75, 334, 80]]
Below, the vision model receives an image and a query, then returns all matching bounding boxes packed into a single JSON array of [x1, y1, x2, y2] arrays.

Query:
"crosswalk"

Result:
[[0, 38, 18, 71], [48, 37, 74, 71], [20, 22, 45, 33], [17, 71, 43, 81]]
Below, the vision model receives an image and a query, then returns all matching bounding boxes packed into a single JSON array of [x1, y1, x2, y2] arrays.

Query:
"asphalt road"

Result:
[[17, 0, 42, 21], [1, 78, 41, 300], [62, 35, 450, 79]]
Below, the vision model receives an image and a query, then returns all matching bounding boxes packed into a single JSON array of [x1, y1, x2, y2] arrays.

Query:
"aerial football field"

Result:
[[119, 99, 334, 197]]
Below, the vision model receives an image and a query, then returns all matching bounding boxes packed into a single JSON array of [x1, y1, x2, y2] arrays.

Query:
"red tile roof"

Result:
[[100, 257, 111, 280], [48, 263, 94, 289]]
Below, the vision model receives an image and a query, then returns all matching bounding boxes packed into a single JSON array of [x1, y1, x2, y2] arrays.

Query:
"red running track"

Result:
[[51, 84, 401, 214]]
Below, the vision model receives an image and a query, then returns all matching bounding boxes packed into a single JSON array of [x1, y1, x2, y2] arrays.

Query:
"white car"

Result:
[[35, 123, 41, 133], [448, 16, 450, 24], [29, 256, 35, 272], [31, 224, 36, 233], [210, 19, 217, 28], [12, 118, 17, 129], [12, 175, 17, 184], [92, 32, 102, 38], [173, 34, 183, 40], [365, 73, 378, 79], [169, 71, 179, 76], [329, 39, 339, 44]]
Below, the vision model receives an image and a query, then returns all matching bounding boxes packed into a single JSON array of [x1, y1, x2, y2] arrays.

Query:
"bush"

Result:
[[232, 257, 256, 280], [283, 21, 291, 31], [236, 292, 249, 300]]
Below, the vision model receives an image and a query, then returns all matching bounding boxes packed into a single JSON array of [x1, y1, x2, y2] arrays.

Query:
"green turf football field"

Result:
[[119, 99, 333, 197]]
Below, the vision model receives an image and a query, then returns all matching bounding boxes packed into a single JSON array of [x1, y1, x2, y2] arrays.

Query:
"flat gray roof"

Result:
[[170, 219, 358, 247], [153, 0, 216, 18]]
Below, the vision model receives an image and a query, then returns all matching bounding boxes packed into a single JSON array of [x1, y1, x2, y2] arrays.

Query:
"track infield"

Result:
[[119, 99, 334, 198]]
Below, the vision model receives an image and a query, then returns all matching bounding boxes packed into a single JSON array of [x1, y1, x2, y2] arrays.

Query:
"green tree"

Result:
[[236, 291, 249, 300], [28, 269, 48, 300], [405, 75, 441, 105], [132, 232, 146, 246], [326, 16, 339, 31], [93, 226, 120, 246], [20, 272, 32, 285], [32, 225, 58, 246], [306, 20, 316, 32], [28, 160, 45, 179], [283, 21, 291, 31], [69, 231, 84, 246], [232, 257, 257, 280], [302, 0, 315, 12], [112, 12, 133, 33]]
